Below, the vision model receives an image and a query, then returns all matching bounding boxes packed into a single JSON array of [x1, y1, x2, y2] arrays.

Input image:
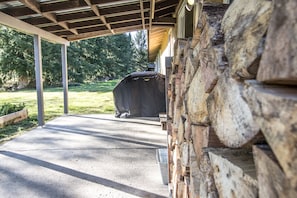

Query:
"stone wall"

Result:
[[167, 0, 297, 197]]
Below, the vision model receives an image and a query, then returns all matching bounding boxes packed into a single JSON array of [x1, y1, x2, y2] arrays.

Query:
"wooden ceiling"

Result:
[[0, 0, 180, 62]]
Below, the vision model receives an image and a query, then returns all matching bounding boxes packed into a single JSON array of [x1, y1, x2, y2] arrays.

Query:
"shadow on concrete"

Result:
[[0, 166, 73, 197], [70, 115, 161, 126], [0, 150, 167, 198], [44, 125, 166, 148]]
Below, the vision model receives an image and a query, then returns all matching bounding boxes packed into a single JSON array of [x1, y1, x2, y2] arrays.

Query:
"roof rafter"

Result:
[[139, 0, 145, 30], [19, 0, 78, 35], [0, 0, 178, 62], [0, 11, 69, 45], [83, 0, 114, 34], [149, 0, 155, 30]]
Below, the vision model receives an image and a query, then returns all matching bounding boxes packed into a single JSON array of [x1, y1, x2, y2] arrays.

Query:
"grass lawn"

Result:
[[0, 80, 119, 142]]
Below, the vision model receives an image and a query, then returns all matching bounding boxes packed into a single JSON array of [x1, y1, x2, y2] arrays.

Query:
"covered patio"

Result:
[[0, 0, 179, 125], [0, 1, 178, 196], [0, 114, 168, 197]]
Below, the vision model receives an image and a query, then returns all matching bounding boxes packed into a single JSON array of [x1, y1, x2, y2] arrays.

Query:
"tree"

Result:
[[41, 40, 62, 86], [0, 26, 34, 87], [0, 25, 149, 87], [132, 30, 148, 72]]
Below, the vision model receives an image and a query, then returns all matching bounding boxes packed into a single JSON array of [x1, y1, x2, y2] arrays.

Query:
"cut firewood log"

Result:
[[192, 125, 225, 163], [184, 119, 191, 141], [176, 58, 186, 80], [222, 0, 273, 79], [207, 69, 260, 147], [193, 4, 228, 61], [198, 5, 227, 48], [184, 55, 199, 94], [186, 66, 209, 125], [174, 39, 188, 66], [177, 181, 185, 198], [172, 146, 182, 189], [199, 151, 219, 198], [181, 142, 190, 169], [253, 145, 297, 198], [200, 44, 227, 93], [173, 106, 182, 130], [183, 40, 192, 62], [177, 116, 185, 145], [243, 80, 297, 187], [257, 0, 297, 85], [189, 142, 200, 198], [208, 148, 258, 198]]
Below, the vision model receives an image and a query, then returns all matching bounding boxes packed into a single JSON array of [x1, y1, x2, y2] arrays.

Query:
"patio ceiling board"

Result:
[[0, 0, 179, 61]]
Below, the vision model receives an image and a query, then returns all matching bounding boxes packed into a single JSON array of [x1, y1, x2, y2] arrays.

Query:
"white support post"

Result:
[[61, 44, 68, 114], [34, 35, 45, 126]]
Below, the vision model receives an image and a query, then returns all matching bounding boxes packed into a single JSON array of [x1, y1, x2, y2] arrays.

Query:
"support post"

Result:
[[34, 35, 45, 126], [61, 44, 68, 114]]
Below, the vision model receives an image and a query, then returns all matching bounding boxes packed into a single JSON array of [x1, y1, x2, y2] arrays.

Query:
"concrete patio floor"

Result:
[[0, 114, 168, 198]]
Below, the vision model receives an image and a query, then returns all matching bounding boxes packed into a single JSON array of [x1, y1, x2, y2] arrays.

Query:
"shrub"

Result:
[[0, 102, 25, 116]]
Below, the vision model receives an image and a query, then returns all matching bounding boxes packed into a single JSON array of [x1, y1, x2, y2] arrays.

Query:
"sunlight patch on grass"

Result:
[[0, 80, 118, 142]]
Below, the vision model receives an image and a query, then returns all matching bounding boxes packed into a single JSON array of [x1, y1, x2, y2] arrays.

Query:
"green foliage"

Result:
[[0, 102, 25, 116], [0, 25, 148, 88], [132, 30, 148, 71], [0, 26, 34, 85]]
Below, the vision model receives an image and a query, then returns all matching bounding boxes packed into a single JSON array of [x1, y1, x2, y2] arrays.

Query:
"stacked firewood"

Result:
[[167, 0, 297, 197]]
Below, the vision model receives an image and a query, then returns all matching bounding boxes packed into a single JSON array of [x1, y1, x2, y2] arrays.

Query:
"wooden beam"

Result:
[[113, 24, 146, 34], [110, 20, 143, 29], [83, 0, 114, 34], [67, 24, 145, 41], [150, 0, 155, 30], [99, 3, 150, 16], [19, 0, 78, 35], [154, 6, 176, 18], [77, 25, 107, 34], [0, 12, 69, 45], [24, 17, 52, 26], [19, 0, 40, 13], [2, 6, 35, 17], [56, 11, 96, 22], [155, 0, 178, 12], [140, 0, 145, 30], [91, 0, 135, 4], [106, 13, 147, 24], [67, 29, 112, 41], [42, 25, 64, 32], [54, 30, 75, 36], [68, 19, 103, 29], [153, 17, 176, 24], [41, 0, 87, 13]]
